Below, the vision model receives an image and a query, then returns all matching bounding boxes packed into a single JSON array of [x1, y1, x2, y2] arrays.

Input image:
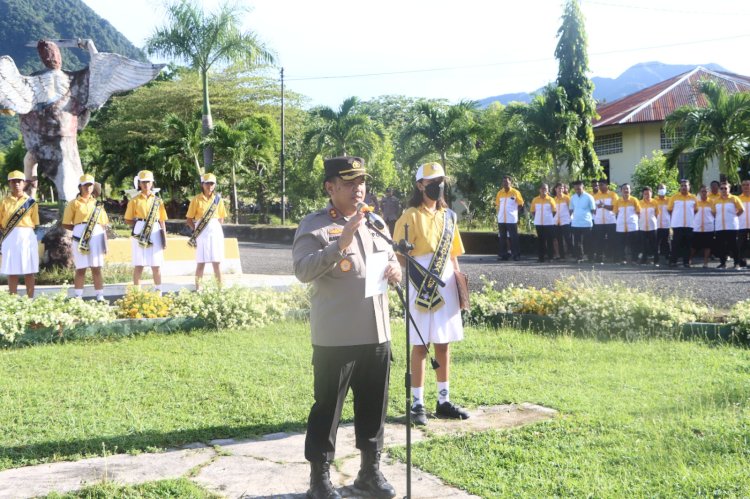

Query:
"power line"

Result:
[[285, 33, 750, 82], [583, 0, 750, 17]]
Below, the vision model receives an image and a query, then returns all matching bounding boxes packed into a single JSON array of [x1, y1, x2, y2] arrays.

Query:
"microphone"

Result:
[[356, 202, 386, 230]]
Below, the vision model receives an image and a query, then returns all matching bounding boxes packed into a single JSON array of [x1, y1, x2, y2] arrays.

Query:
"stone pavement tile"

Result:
[[193, 456, 311, 498], [337, 454, 481, 499], [0, 446, 215, 499], [211, 432, 307, 464], [332, 423, 427, 460]]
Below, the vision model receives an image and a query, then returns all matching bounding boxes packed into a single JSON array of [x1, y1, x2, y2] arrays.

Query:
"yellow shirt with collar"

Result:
[[693, 199, 715, 233], [186, 193, 228, 220], [667, 193, 697, 228], [714, 195, 744, 231], [530, 195, 556, 226], [124, 192, 168, 222], [654, 196, 671, 229], [614, 197, 641, 232], [0, 194, 39, 229], [393, 205, 464, 258], [62, 196, 110, 226], [639, 199, 660, 232], [739, 193, 750, 230], [708, 192, 721, 203], [494, 187, 524, 224], [594, 191, 619, 224]]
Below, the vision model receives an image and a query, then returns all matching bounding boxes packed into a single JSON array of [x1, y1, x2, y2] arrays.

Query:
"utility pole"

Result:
[[280, 67, 286, 225]]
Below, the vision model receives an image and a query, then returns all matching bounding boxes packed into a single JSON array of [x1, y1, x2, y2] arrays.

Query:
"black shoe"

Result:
[[512, 256, 521, 261], [717, 263, 726, 269], [353, 450, 397, 498], [499, 254, 510, 261], [410, 404, 427, 426], [435, 401, 470, 420], [683, 263, 691, 268], [307, 461, 341, 499]]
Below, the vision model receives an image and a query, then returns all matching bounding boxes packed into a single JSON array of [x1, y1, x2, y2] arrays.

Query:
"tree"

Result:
[[664, 79, 750, 185], [304, 96, 385, 159], [399, 100, 478, 172], [555, 0, 599, 177], [498, 85, 578, 182], [146, 0, 275, 171], [631, 150, 680, 196]]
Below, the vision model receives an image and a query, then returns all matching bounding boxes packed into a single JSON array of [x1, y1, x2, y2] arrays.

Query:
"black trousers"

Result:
[[640, 231, 658, 263], [715, 230, 739, 265], [671, 227, 693, 265], [535, 225, 554, 261], [305, 342, 391, 462], [592, 224, 616, 261], [553, 224, 571, 258], [498, 223, 520, 258], [615, 231, 639, 262], [570, 226, 592, 260], [656, 228, 671, 261], [738, 229, 749, 266]]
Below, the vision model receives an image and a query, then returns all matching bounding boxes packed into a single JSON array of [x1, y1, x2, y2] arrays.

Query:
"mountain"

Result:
[[0, 0, 148, 147], [478, 61, 731, 107]]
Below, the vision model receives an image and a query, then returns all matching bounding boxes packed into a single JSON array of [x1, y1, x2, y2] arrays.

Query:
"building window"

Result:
[[676, 153, 690, 180], [594, 132, 623, 155], [660, 128, 685, 150], [599, 159, 610, 180]]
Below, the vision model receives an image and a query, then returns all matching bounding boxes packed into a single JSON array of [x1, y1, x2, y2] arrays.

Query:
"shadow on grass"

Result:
[[0, 421, 308, 470]]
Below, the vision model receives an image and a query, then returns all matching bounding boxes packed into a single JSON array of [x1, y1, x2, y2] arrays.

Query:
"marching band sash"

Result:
[[408, 209, 456, 312], [77, 201, 104, 255], [188, 194, 221, 248], [0, 197, 35, 254], [135, 196, 162, 248]]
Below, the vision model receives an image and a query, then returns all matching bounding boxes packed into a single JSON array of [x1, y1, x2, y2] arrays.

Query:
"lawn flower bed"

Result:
[[1, 277, 748, 347]]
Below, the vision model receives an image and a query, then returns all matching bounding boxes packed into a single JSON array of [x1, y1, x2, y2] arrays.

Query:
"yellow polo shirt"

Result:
[[0, 194, 39, 229], [186, 193, 228, 220], [393, 206, 464, 258], [62, 196, 109, 226], [125, 192, 168, 222], [530, 195, 557, 226]]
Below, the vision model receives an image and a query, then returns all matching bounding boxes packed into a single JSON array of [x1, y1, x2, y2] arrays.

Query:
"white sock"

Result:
[[74, 288, 83, 298], [96, 291, 105, 301], [438, 381, 450, 404], [411, 387, 424, 408]]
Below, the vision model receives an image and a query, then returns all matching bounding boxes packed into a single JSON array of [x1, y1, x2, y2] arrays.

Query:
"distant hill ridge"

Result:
[[0, 0, 148, 146], [478, 61, 730, 107]]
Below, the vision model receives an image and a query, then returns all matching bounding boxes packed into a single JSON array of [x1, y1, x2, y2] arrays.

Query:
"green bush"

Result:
[[727, 299, 750, 340]]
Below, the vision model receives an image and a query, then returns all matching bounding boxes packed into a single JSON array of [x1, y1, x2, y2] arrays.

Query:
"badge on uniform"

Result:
[[329, 208, 338, 219], [339, 258, 352, 272]]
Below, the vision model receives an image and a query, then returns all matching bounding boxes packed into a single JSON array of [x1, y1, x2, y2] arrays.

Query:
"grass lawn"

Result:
[[45, 478, 218, 498], [1, 323, 749, 497]]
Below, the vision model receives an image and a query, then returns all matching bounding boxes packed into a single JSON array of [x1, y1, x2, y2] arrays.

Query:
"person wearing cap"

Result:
[[494, 175, 524, 261], [393, 162, 470, 428], [0, 171, 39, 297], [186, 173, 227, 291], [62, 174, 109, 300], [293, 156, 401, 499], [125, 170, 168, 292]]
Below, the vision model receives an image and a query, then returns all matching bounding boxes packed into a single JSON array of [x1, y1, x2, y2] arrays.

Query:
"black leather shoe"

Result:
[[354, 450, 397, 498], [410, 404, 428, 426], [435, 401, 470, 420], [307, 461, 341, 499]]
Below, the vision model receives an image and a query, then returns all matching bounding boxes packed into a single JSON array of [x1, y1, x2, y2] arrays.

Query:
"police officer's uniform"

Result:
[[292, 156, 397, 499]]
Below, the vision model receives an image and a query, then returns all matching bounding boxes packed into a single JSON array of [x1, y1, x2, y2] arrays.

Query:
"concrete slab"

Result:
[[0, 446, 215, 499], [193, 456, 311, 498]]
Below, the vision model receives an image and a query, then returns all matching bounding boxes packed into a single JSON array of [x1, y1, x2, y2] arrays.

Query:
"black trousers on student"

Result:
[[715, 230, 739, 266], [615, 231, 639, 262], [570, 226, 592, 260], [535, 225, 554, 261], [498, 223, 520, 259], [305, 342, 391, 462], [592, 223, 616, 262], [640, 230, 658, 264], [656, 228, 671, 261], [670, 227, 693, 265], [553, 224, 572, 258], [738, 229, 749, 266]]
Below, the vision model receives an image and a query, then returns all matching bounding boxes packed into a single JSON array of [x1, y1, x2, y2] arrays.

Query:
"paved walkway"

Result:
[[0, 404, 556, 498]]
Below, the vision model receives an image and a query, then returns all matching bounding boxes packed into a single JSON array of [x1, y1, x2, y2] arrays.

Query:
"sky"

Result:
[[81, 0, 750, 108]]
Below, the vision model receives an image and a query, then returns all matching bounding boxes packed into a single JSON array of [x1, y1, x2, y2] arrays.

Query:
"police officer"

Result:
[[293, 156, 401, 499]]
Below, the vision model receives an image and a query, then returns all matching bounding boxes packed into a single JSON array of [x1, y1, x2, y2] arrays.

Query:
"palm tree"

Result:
[[400, 100, 478, 172], [499, 85, 578, 180], [665, 79, 750, 185], [161, 112, 204, 179], [304, 96, 385, 160], [146, 0, 275, 171]]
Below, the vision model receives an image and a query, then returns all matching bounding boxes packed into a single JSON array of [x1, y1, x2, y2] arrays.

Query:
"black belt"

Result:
[[72, 235, 81, 241]]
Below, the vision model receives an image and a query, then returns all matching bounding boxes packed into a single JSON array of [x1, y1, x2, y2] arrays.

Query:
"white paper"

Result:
[[365, 251, 389, 298]]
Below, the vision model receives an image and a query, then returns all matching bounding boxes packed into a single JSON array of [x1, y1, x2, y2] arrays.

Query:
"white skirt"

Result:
[[195, 218, 224, 263], [407, 253, 464, 345], [72, 223, 106, 269], [130, 224, 164, 267], [1, 227, 39, 275]]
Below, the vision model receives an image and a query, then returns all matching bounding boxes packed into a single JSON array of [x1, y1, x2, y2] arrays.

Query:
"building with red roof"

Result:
[[592, 67, 750, 185]]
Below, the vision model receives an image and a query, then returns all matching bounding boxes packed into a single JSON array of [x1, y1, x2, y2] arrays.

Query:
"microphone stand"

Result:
[[364, 219, 444, 499]]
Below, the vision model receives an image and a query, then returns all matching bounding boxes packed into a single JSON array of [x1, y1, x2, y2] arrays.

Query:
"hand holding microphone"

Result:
[[356, 202, 386, 231]]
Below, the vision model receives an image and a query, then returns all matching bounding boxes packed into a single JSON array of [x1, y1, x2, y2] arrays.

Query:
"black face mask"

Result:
[[424, 182, 444, 201]]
